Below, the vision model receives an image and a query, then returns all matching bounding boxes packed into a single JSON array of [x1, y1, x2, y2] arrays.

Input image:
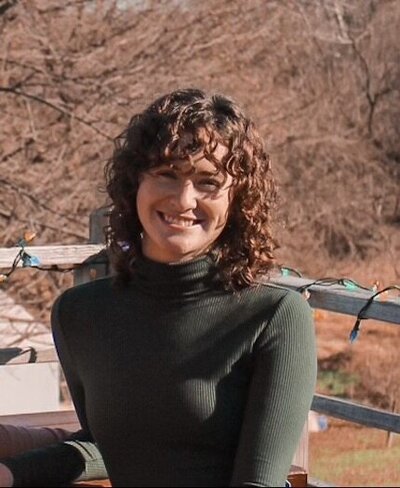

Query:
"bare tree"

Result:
[[0, 0, 399, 324]]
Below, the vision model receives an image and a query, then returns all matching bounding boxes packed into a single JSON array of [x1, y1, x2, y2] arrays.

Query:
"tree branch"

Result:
[[0, 177, 87, 228], [0, 0, 17, 17], [0, 86, 113, 140]]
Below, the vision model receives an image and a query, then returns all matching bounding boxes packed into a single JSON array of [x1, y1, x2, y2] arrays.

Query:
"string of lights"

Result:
[[348, 285, 400, 343], [0, 232, 86, 284], [297, 277, 374, 295], [1, 233, 399, 346], [282, 270, 399, 343], [0, 231, 40, 283], [279, 266, 303, 278]]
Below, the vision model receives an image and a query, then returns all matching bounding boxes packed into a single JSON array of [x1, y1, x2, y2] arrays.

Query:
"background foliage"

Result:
[[1, 3, 400, 484], [0, 0, 399, 316]]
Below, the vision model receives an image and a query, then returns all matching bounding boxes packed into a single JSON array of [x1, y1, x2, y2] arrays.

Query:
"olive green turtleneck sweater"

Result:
[[3, 255, 317, 487]]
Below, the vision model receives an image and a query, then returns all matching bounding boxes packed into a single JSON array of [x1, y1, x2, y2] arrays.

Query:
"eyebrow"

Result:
[[158, 164, 224, 178], [194, 170, 223, 177]]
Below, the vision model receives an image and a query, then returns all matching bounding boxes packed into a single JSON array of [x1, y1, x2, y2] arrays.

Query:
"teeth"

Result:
[[162, 213, 197, 227]]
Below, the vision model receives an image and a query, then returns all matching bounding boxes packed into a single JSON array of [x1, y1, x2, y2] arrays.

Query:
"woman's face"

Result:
[[136, 151, 233, 264]]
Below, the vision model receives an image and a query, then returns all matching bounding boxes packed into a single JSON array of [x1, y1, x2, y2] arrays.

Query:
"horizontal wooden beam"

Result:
[[5, 395, 399, 439], [312, 393, 400, 433], [0, 409, 79, 430], [269, 275, 400, 325], [0, 245, 105, 268], [1, 247, 398, 325]]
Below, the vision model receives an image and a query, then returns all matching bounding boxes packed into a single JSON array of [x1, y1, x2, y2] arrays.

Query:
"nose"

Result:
[[171, 180, 198, 211]]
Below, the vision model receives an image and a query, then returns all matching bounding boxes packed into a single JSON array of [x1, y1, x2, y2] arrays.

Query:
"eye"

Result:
[[197, 178, 222, 191], [153, 169, 177, 180]]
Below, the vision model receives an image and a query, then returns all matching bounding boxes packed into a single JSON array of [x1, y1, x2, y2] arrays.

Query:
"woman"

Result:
[[0, 88, 317, 487]]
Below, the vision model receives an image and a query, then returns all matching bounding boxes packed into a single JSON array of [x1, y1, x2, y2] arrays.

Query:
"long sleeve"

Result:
[[0, 425, 72, 459], [0, 294, 98, 487], [0, 443, 85, 487], [1, 259, 317, 487], [0, 424, 83, 486], [51, 294, 93, 444], [0, 437, 107, 487], [51, 293, 109, 482], [230, 291, 317, 487]]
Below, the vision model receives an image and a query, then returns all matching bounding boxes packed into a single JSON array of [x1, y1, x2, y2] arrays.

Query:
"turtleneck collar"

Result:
[[131, 254, 223, 299]]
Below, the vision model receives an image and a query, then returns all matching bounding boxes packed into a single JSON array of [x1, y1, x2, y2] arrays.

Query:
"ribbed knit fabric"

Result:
[[64, 441, 107, 481], [2, 255, 317, 487], [1, 443, 84, 487]]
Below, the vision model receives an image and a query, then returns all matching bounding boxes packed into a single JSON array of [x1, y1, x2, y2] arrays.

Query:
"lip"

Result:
[[157, 211, 203, 229]]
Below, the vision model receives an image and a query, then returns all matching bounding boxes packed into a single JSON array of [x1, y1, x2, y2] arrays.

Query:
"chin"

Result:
[[163, 243, 205, 263]]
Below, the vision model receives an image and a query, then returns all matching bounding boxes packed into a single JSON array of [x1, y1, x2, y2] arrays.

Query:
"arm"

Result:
[[0, 424, 72, 459], [0, 437, 107, 487], [51, 293, 108, 483], [0, 424, 75, 487], [0, 464, 13, 488], [0, 294, 108, 487], [0, 443, 85, 487], [231, 291, 317, 487]]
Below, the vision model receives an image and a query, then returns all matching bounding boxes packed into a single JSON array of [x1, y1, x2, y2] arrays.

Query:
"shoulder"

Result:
[[265, 284, 313, 323], [248, 285, 316, 356], [245, 282, 314, 332], [51, 277, 114, 327], [56, 276, 114, 307], [241, 281, 311, 313], [229, 283, 313, 338], [262, 285, 315, 339]]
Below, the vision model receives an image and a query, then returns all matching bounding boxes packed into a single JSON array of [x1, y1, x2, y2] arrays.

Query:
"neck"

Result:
[[131, 253, 223, 300]]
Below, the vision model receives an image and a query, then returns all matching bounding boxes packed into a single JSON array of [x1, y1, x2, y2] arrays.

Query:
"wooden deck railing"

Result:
[[1, 210, 400, 487]]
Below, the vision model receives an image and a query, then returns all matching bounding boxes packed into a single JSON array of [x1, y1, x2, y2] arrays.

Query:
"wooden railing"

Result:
[[271, 275, 400, 430], [1, 210, 400, 487]]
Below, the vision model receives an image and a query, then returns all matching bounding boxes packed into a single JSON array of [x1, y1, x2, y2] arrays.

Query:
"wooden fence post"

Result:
[[288, 420, 309, 486], [73, 208, 110, 286]]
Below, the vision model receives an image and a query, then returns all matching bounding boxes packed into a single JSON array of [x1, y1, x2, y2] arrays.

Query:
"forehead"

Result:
[[167, 138, 229, 174], [167, 155, 223, 175]]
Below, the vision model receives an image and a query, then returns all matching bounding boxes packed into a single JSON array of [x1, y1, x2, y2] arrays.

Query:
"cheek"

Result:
[[218, 194, 232, 225], [206, 196, 231, 231], [136, 184, 150, 223]]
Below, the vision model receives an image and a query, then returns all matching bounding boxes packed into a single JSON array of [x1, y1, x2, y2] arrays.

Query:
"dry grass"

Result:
[[310, 419, 400, 487], [312, 288, 400, 486]]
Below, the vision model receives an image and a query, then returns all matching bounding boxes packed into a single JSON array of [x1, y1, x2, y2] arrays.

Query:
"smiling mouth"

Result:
[[157, 211, 202, 227]]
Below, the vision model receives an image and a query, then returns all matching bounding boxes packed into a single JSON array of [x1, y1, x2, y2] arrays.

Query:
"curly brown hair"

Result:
[[104, 88, 278, 289]]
